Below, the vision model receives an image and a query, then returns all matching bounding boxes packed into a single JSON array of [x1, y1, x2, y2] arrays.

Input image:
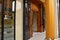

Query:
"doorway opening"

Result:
[[23, 0, 46, 40], [29, 3, 46, 40], [32, 11, 37, 32], [0, 0, 16, 40]]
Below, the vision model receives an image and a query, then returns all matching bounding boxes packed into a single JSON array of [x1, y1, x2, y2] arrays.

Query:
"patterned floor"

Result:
[[28, 32, 46, 40], [28, 32, 60, 40]]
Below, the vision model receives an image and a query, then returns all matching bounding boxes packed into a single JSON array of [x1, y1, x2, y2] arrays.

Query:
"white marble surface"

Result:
[[29, 31, 60, 40], [29, 32, 46, 40]]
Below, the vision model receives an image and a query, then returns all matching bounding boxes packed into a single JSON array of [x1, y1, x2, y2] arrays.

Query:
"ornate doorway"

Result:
[[0, 0, 16, 40]]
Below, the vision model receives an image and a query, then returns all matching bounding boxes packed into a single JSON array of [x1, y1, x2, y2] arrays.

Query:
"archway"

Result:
[[30, 3, 45, 37]]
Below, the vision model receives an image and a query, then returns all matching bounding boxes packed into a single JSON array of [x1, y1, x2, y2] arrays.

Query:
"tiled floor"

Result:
[[29, 32, 46, 40], [29, 32, 60, 40]]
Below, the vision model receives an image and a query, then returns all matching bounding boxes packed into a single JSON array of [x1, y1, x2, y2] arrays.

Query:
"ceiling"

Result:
[[31, 0, 43, 6], [30, 0, 44, 12]]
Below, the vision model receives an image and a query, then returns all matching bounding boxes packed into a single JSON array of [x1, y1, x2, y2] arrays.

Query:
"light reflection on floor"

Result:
[[28, 31, 46, 40]]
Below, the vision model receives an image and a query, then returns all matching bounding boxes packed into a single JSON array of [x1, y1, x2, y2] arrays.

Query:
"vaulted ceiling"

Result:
[[31, 0, 45, 5], [31, 0, 42, 5], [31, 0, 45, 12]]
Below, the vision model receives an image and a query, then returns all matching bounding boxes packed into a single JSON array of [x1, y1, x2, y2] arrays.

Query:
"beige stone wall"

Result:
[[54, 0, 59, 38], [16, 0, 23, 40]]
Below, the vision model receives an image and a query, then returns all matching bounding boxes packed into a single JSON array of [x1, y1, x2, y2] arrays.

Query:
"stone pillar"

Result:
[[45, 0, 55, 40], [37, 8, 43, 32], [30, 10, 33, 37]]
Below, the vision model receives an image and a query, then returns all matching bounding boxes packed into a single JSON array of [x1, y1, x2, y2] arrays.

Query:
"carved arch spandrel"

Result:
[[31, 3, 39, 12]]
